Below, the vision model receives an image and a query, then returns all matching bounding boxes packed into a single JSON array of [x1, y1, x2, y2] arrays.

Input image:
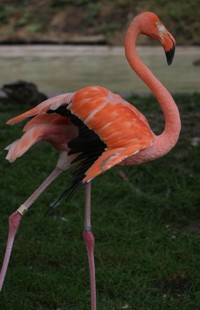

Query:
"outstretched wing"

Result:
[[6, 85, 154, 198]]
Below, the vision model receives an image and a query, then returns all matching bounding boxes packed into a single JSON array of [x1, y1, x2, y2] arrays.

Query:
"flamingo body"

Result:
[[6, 85, 154, 184]]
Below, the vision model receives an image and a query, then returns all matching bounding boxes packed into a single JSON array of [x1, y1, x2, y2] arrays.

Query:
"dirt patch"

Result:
[[181, 221, 200, 237], [157, 272, 192, 297]]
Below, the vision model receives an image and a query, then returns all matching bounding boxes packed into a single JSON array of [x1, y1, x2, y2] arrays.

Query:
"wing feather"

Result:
[[7, 93, 74, 125]]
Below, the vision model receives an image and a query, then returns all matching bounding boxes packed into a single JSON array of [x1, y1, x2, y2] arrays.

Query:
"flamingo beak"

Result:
[[162, 30, 176, 65], [165, 42, 175, 65], [156, 22, 176, 66]]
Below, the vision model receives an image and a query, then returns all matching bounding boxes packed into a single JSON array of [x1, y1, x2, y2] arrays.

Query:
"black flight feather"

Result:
[[47, 105, 106, 205]]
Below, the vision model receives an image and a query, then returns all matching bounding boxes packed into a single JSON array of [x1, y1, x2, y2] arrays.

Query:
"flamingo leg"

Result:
[[83, 182, 96, 310], [0, 167, 63, 291]]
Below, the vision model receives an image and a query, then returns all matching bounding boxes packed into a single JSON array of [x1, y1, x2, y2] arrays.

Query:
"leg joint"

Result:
[[84, 225, 92, 231]]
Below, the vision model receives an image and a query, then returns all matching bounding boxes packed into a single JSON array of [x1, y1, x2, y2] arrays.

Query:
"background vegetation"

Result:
[[0, 0, 199, 45]]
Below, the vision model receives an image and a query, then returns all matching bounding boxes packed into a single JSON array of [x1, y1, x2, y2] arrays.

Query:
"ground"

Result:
[[0, 0, 199, 45]]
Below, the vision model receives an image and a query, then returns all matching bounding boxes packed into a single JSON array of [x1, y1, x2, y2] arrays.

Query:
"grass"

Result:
[[0, 93, 200, 309]]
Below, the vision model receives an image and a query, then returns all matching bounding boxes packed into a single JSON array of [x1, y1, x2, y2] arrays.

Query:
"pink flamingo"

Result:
[[0, 12, 181, 310]]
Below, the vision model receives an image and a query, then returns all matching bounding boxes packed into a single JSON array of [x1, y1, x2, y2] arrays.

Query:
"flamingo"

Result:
[[0, 12, 181, 310]]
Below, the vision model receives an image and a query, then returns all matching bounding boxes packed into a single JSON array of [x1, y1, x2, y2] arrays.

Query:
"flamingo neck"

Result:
[[124, 21, 181, 165]]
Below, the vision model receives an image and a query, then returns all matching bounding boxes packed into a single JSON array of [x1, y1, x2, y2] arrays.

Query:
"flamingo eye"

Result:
[[156, 22, 166, 33]]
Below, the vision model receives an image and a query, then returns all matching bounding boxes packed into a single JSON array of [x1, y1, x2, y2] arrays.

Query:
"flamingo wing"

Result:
[[6, 113, 77, 162], [5, 126, 46, 162], [7, 93, 74, 125], [48, 86, 154, 190]]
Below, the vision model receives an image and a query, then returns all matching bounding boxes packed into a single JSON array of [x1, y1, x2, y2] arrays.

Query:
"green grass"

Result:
[[0, 93, 200, 309]]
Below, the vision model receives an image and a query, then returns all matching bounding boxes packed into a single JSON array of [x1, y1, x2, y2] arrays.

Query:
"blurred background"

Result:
[[0, 0, 199, 96], [0, 0, 199, 45], [0, 2, 200, 309]]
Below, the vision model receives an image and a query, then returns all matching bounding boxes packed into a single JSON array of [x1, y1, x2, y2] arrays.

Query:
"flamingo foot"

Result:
[[0, 211, 22, 291], [83, 229, 96, 310]]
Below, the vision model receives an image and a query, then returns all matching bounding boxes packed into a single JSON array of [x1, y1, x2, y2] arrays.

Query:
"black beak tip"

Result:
[[165, 45, 176, 65]]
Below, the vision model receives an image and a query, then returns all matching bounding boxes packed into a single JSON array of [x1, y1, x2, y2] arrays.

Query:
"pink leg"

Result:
[[0, 211, 21, 291], [0, 167, 63, 291], [83, 182, 96, 310]]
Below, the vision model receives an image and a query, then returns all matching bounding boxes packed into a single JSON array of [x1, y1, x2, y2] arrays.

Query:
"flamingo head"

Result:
[[135, 12, 176, 65]]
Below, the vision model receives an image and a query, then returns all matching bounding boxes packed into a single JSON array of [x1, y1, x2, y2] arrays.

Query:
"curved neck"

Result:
[[124, 21, 181, 164]]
